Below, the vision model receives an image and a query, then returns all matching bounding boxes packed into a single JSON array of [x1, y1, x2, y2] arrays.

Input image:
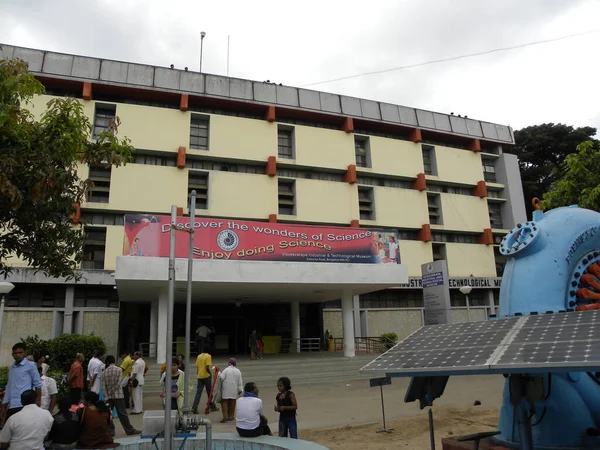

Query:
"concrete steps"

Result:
[[142, 353, 381, 396]]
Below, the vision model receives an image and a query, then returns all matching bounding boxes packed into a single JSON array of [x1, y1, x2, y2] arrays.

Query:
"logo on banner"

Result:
[[217, 230, 240, 251]]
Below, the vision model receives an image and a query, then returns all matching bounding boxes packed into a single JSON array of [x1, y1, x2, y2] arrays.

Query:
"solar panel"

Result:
[[361, 310, 600, 377]]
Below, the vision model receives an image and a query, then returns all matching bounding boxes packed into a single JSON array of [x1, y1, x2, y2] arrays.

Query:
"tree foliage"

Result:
[[0, 55, 134, 279], [511, 123, 598, 216], [543, 141, 600, 212]]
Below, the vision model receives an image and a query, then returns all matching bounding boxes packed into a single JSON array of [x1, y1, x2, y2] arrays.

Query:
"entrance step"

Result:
[[142, 354, 382, 396]]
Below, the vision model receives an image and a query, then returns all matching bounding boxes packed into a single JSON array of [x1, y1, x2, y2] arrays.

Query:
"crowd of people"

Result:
[[0, 341, 299, 448]]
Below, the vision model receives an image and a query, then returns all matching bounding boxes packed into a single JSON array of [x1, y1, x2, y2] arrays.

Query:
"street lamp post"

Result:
[[459, 286, 473, 322], [200, 31, 206, 73], [0, 282, 15, 339]]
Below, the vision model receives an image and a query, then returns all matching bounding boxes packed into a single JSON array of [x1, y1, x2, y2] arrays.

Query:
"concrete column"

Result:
[[291, 300, 301, 353], [352, 295, 361, 337], [341, 291, 355, 358], [63, 286, 75, 334], [486, 289, 496, 317], [156, 290, 169, 364], [149, 300, 158, 359]]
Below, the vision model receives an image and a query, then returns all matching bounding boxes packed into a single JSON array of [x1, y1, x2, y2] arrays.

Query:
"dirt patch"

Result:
[[301, 406, 499, 450]]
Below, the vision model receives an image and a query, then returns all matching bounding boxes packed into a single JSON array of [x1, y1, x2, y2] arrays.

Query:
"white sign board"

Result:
[[421, 260, 452, 325]]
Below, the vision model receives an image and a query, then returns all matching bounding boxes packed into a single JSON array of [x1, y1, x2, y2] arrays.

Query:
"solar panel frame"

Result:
[[361, 310, 600, 377]]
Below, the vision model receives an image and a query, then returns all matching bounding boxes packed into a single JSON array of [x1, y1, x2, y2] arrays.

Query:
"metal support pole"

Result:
[[0, 295, 5, 339], [182, 191, 196, 422], [466, 294, 472, 322], [428, 408, 436, 450], [226, 35, 230, 77], [200, 32, 206, 73], [164, 205, 177, 450], [380, 385, 386, 429]]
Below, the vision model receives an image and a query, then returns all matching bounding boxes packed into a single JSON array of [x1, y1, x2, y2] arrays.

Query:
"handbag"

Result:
[[132, 378, 139, 388], [120, 376, 129, 388]]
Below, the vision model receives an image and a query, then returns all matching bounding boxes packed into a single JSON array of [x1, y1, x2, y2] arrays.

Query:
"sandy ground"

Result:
[[119, 375, 506, 448]]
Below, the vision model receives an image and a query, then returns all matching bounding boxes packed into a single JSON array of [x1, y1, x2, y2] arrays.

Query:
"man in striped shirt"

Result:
[[102, 355, 141, 436]]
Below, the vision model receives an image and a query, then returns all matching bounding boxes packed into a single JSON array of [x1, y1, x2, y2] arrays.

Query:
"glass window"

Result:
[[190, 115, 210, 150]]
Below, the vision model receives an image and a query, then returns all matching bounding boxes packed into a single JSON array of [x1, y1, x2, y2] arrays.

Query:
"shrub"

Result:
[[0, 366, 8, 388], [20, 334, 107, 372], [380, 332, 399, 349]]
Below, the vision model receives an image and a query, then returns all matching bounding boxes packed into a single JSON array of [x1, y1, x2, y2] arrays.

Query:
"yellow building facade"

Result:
[[0, 44, 526, 360]]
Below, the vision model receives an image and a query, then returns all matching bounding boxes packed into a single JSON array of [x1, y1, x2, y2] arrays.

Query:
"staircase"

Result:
[[142, 353, 381, 396]]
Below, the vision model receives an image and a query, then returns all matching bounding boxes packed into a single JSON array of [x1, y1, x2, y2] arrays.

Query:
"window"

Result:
[[432, 243, 446, 261], [133, 153, 177, 167], [74, 286, 119, 309], [427, 193, 442, 225], [358, 187, 375, 220], [277, 168, 344, 182], [278, 126, 294, 159], [354, 136, 370, 168], [87, 166, 111, 203], [6, 285, 66, 308], [186, 159, 264, 174], [81, 212, 124, 226], [190, 115, 210, 150], [82, 227, 106, 270], [93, 104, 116, 139], [432, 232, 478, 244], [188, 171, 209, 209], [398, 229, 420, 240], [487, 189, 503, 199], [483, 159, 496, 182], [421, 144, 436, 175], [451, 289, 485, 307], [427, 183, 472, 196], [488, 202, 504, 229], [278, 179, 296, 215], [360, 290, 424, 309], [357, 176, 412, 189]]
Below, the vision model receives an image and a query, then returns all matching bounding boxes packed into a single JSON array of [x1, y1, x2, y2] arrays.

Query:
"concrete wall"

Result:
[[363, 187, 428, 228], [104, 225, 124, 270], [29, 95, 95, 124], [438, 194, 490, 232], [399, 241, 433, 276], [367, 309, 423, 339], [0, 311, 54, 366], [446, 243, 496, 277], [323, 311, 343, 339], [496, 153, 527, 228], [294, 179, 357, 224], [292, 125, 354, 170], [208, 115, 274, 161], [366, 137, 422, 177], [82, 311, 120, 357], [430, 145, 483, 185]]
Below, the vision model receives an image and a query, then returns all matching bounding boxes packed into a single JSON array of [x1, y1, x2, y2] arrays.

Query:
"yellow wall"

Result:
[[104, 225, 125, 270], [293, 179, 357, 224], [399, 241, 432, 276], [208, 171, 277, 219], [206, 115, 275, 161], [116, 103, 189, 151], [29, 95, 95, 127], [429, 145, 483, 185], [446, 243, 496, 277], [365, 137, 422, 178], [291, 125, 354, 170], [106, 164, 188, 213], [363, 187, 427, 228], [438, 194, 490, 232]]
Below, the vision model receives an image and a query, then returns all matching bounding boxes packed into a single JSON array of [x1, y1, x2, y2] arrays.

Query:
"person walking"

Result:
[[67, 353, 84, 406], [39, 367, 58, 413], [130, 351, 145, 414], [219, 358, 243, 423], [195, 324, 211, 354], [0, 343, 43, 426], [120, 352, 134, 409], [191, 350, 217, 414], [102, 355, 141, 435], [248, 330, 258, 360], [87, 350, 104, 395], [0, 390, 54, 450], [275, 377, 298, 438]]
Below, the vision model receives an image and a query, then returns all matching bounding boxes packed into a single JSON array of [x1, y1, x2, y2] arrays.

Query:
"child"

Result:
[[274, 377, 298, 439], [257, 339, 264, 360]]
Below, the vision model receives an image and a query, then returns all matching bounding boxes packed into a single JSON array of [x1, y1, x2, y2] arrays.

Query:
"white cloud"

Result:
[[0, 0, 598, 132]]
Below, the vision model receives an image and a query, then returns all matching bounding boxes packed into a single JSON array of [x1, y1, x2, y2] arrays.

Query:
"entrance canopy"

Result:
[[115, 256, 408, 303]]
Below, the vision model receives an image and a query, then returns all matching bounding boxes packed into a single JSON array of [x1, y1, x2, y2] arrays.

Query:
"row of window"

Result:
[[91, 104, 502, 180], [6, 285, 119, 309], [323, 288, 494, 310]]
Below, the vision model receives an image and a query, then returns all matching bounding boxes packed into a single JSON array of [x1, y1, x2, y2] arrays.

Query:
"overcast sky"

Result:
[[1, 0, 599, 133]]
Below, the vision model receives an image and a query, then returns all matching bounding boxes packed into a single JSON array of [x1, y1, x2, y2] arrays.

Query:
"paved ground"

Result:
[[116, 374, 506, 447]]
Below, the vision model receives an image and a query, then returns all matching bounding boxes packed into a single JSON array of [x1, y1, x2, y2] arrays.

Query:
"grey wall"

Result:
[[496, 153, 527, 228]]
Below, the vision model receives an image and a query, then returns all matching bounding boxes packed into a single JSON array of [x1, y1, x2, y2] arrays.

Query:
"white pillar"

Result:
[[353, 295, 361, 337], [486, 289, 496, 317], [156, 290, 168, 364], [341, 291, 355, 358], [63, 286, 75, 334], [149, 300, 158, 359], [291, 301, 301, 354]]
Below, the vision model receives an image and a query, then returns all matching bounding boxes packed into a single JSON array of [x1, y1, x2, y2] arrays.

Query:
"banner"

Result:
[[122, 214, 400, 265]]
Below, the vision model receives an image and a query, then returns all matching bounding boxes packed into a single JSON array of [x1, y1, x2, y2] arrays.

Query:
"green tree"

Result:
[[511, 123, 598, 216], [543, 141, 600, 211], [0, 55, 133, 279]]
